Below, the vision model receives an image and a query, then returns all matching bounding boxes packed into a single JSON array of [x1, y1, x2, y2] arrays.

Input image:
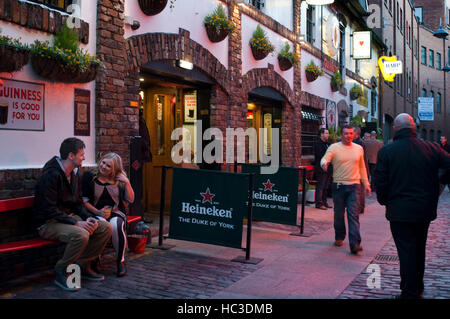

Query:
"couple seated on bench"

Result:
[[32, 137, 135, 291]]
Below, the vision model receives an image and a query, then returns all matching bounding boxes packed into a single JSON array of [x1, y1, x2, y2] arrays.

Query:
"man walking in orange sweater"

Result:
[[321, 125, 371, 254]]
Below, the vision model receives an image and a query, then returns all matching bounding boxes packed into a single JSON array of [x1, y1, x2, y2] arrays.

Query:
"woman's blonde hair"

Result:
[[96, 152, 127, 181]]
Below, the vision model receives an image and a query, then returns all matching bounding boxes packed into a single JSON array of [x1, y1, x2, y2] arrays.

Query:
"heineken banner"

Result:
[[169, 167, 249, 249], [241, 164, 298, 226]]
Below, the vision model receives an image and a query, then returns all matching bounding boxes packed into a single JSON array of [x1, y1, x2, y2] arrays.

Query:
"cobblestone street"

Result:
[[1, 191, 448, 300], [339, 190, 450, 299]]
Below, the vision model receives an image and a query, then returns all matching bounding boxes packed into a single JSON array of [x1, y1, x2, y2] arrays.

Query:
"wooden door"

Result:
[[142, 87, 178, 213]]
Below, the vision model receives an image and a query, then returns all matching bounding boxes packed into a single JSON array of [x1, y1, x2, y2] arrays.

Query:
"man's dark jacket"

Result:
[[313, 138, 330, 175], [32, 156, 94, 228], [373, 128, 450, 222]]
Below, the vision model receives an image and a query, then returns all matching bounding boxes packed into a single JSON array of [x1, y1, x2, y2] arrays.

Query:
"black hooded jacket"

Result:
[[373, 128, 450, 222], [32, 156, 94, 228]]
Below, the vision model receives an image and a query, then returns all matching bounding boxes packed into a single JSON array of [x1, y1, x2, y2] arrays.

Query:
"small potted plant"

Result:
[[277, 42, 298, 71], [249, 24, 274, 61], [0, 29, 30, 73], [330, 70, 344, 92], [304, 60, 324, 82], [138, 0, 173, 16], [204, 4, 235, 43], [30, 23, 104, 83], [349, 84, 363, 100]]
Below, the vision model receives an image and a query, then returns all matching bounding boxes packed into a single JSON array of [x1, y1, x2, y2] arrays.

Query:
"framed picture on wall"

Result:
[[74, 89, 90, 136], [184, 91, 197, 123], [326, 99, 337, 131]]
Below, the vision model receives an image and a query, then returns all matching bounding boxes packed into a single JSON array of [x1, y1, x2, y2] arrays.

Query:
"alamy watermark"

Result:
[[366, 264, 381, 289], [171, 120, 280, 174], [66, 263, 81, 289]]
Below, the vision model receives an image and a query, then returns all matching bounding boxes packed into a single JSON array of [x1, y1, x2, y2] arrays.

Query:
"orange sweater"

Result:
[[320, 142, 369, 187]]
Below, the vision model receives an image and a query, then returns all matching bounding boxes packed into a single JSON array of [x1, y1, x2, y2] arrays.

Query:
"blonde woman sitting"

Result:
[[82, 152, 134, 277]]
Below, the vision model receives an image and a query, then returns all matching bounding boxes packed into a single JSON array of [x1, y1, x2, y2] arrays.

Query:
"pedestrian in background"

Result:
[[365, 131, 383, 191], [373, 113, 450, 299], [439, 135, 450, 154], [352, 126, 368, 214], [321, 125, 370, 255], [313, 128, 333, 210]]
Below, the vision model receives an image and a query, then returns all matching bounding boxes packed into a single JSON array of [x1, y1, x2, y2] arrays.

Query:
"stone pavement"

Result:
[[0, 191, 448, 299], [339, 189, 450, 299]]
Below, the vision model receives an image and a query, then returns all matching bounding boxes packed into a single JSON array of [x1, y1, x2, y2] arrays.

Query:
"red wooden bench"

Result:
[[0, 196, 142, 254]]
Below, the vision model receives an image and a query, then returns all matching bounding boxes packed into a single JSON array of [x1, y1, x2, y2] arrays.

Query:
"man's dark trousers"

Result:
[[390, 221, 430, 299], [315, 171, 331, 207]]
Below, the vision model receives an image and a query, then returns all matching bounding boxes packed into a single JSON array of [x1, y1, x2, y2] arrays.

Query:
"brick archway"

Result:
[[124, 28, 230, 95], [242, 65, 295, 105]]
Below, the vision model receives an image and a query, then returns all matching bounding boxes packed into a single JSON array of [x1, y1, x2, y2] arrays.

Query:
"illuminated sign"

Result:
[[378, 56, 402, 82], [352, 31, 372, 60], [326, 15, 340, 57]]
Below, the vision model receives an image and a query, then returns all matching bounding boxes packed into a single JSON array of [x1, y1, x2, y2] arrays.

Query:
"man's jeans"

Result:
[[332, 183, 362, 249]]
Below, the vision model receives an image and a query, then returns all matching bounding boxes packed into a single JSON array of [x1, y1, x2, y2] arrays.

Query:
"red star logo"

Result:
[[263, 179, 275, 191], [200, 188, 215, 204]]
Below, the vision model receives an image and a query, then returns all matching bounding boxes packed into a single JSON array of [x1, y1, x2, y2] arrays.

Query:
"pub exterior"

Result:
[[0, 0, 381, 280]]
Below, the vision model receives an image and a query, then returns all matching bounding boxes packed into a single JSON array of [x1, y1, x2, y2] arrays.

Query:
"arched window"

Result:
[[436, 93, 441, 114], [430, 129, 435, 142], [421, 88, 427, 97], [421, 129, 427, 140]]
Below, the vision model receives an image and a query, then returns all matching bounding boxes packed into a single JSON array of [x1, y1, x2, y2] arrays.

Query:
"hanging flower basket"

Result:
[[31, 55, 99, 83], [350, 91, 360, 100], [203, 4, 234, 43], [0, 44, 30, 73], [138, 0, 168, 16], [278, 56, 293, 71], [330, 81, 341, 92], [349, 84, 363, 100], [251, 45, 270, 60], [305, 70, 319, 82], [205, 24, 229, 43]]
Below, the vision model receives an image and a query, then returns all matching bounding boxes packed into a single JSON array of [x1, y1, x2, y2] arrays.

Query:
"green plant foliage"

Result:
[[204, 4, 235, 34], [350, 83, 363, 96], [30, 23, 104, 73], [331, 70, 344, 87], [0, 29, 29, 49], [305, 60, 324, 77], [328, 126, 341, 143], [249, 25, 275, 54], [53, 23, 79, 53], [278, 42, 299, 65], [349, 115, 363, 127]]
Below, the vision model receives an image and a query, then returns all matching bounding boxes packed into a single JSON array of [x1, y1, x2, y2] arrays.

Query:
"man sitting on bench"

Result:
[[32, 137, 113, 291]]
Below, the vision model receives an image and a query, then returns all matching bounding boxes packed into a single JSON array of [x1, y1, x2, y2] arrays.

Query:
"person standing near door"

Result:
[[313, 128, 332, 210]]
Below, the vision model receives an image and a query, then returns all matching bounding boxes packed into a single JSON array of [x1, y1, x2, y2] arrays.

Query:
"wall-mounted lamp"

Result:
[[125, 16, 140, 30], [299, 34, 306, 44], [177, 59, 194, 70], [305, 0, 334, 5]]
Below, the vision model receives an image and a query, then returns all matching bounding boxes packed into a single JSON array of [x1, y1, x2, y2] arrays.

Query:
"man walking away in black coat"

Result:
[[313, 128, 332, 210], [373, 113, 450, 299]]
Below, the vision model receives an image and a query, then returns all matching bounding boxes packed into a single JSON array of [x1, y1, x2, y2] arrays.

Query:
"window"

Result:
[[28, 0, 73, 12], [400, 9, 403, 32], [422, 88, 427, 97], [301, 107, 322, 156], [429, 50, 434, 68], [248, 0, 264, 10], [415, 7, 423, 24], [306, 5, 315, 44], [437, 93, 441, 114], [421, 129, 427, 140], [371, 92, 377, 117], [389, 0, 392, 12], [421, 46, 427, 65], [397, 3, 399, 27], [430, 130, 435, 142], [437, 53, 441, 70]]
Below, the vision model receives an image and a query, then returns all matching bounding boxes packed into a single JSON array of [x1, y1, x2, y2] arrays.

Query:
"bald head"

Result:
[[393, 113, 415, 132]]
